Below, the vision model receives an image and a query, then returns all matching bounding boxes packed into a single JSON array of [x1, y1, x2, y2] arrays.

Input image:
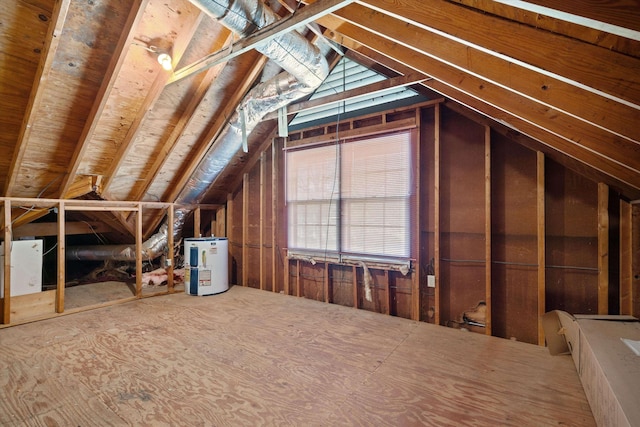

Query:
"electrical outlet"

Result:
[[427, 275, 436, 288]]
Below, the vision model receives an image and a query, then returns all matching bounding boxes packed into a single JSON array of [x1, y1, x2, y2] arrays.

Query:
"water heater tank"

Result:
[[184, 237, 229, 296]]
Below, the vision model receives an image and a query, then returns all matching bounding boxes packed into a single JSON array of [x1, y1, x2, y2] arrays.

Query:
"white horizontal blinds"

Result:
[[341, 131, 412, 258], [286, 145, 339, 252]]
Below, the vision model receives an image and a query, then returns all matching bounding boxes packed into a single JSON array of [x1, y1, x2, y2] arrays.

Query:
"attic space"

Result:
[[1, 0, 639, 425]]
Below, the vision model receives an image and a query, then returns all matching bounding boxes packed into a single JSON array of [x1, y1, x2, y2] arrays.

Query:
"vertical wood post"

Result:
[[434, 103, 441, 326], [296, 259, 301, 297], [167, 204, 175, 292], [193, 207, 201, 238], [324, 262, 330, 303], [260, 152, 266, 290], [412, 111, 421, 321], [598, 182, 609, 314], [484, 126, 492, 336], [384, 269, 391, 315], [284, 256, 290, 295], [2, 199, 11, 324], [537, 152, 546, 345], [56, 201, 65, 313], [227, 193, 234, 284], [216, 206, 226, 237], [633, 204, 640, 317], [243, 173, 249, 287], [620, 200, 632, 315], [136, 204, 143, 297], [271, 140, 278, 292], [353, 264, 358, 309]]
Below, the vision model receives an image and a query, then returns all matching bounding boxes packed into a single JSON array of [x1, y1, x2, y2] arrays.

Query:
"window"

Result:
[[286, 130, 414, 261]]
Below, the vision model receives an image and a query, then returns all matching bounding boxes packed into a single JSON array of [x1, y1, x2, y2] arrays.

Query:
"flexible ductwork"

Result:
[[66, 0, 328, 262]]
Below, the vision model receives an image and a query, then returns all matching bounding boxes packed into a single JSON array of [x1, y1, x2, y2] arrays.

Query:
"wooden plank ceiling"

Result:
[[1, 0, 639, 237]]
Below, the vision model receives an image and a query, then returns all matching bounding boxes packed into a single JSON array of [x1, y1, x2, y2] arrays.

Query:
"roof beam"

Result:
[[100, 12, 205, 197], [319, 15, 640, 193], [333, 36, 640, 201], [141, 53, 270, 238], [12, 221, 113, 239], [163, 54, 269, 204], [57, 0, 149, 199], [350, 1, 640, 140], [168, 0, 356, 83], [214, 40, 346, 204], [262, 72, 428, 121], [4, 0, 71, 197], [453, 0, 640, 57], [320, 9, 640, 177], [493, 0, 640, 36], [126, 30, 234, 203]]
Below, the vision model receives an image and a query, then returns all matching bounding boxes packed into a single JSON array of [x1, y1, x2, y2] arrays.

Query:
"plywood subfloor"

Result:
[[0, 286, 594, 426], [64, 281, 185, 309], [64, 281, 136, 309]]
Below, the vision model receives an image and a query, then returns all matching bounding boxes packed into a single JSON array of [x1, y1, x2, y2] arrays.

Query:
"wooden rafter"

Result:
[[100, 12, 205, 195], [169, 0, 356, 83], [263, 72, 427, 121], [57, 0, 150, 199], [4, 0, 71, 197], [164, 55, 269, 204], [13, 221, 113, 239], [140, 54, 269, 238], [317, 40, 640, 200], [493, 0, 640, 34], [435, 1, 640, 57], [318, 14, 640, 194], [4, 208, 50, 231], [127, 30, 234, 202], [336, 2, 640, 144], [222, 36, 344, 200]]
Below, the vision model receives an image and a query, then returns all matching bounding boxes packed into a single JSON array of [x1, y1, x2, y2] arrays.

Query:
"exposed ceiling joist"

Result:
[[5, 0, 71, 197], [168, 0, 356, 83], [58, 0, 150, 200], [360, 0, 640, 104], [164, 54, 269, 203], [452, 0, 640, 56], [100, 12, 205, 196], [263, 72, 428, 121], [3, 0, 640, 229], [319, 14, 640, 192], [335, 38, 640, 201], [492, 0, 640, 36], [12, 221, 113, 239], [127, 30, 234, 203], [140, 52, 270, 239]]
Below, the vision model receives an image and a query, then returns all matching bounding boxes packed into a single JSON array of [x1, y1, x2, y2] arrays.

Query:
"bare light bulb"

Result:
[[157, 53, 172, 71]]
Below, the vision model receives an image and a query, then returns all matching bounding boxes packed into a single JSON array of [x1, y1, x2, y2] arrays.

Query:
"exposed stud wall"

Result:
[[545, 159, 599, 315], [225, 101, 637, 344], [490, 131, 538, 343], [439, 107, 487, 327]]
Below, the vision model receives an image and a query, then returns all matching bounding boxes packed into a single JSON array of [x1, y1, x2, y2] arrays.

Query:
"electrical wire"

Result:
[[5, 175, 63, 255], [81, 220, 107, 245], [42, 242, 58, 257], [323, 58, 346, 262]]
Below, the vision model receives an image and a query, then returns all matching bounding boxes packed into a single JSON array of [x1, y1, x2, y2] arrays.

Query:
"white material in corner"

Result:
[[0, 240, 43, 297]]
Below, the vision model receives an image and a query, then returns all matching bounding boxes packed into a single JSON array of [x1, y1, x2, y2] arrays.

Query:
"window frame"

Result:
[[285, 128, 417, 265]]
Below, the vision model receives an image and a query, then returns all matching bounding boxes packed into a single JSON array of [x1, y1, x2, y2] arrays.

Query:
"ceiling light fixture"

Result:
[[132, 41, 173, 71], [157, 52, 173, 71]]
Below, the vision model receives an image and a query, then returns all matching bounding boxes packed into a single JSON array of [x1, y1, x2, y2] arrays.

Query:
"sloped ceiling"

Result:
[[2, 0, 639, 237]]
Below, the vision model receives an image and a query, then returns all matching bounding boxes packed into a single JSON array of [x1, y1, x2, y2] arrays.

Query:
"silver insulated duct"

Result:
[[66, 0, 329, 261]]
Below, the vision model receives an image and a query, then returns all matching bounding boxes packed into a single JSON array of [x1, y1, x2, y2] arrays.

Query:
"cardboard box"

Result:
[[542, 311, 640, 427]]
